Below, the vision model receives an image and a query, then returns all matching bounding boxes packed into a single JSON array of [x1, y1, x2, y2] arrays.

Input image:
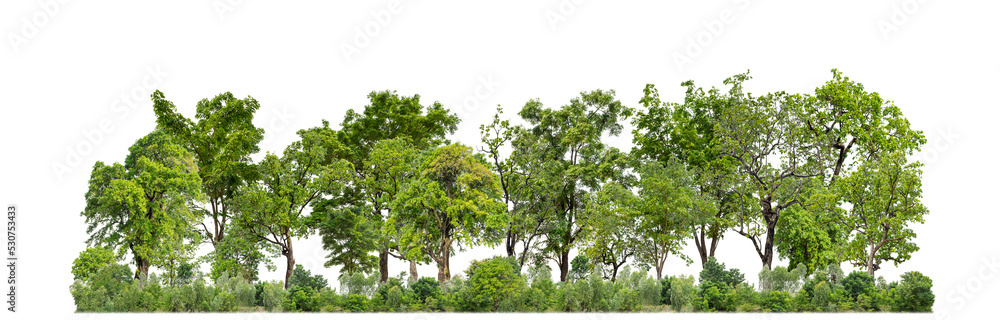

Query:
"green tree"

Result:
[[519, 89, 633, 282], [892, 271, 934, 312], [462, 256, 527, 311], [580, 181, 641, 282], [633, 82, 738, 268], [288, 264, 329, 291], [479, 108, 550, 269], [698, 257, 744, 288], [388, 143, 507, 281], [715, 72, 825, 270], [233, 122, 353, 288], [72, 247, 117, 282], [837, 152, 927, 277], [82, 130, 203, 279], [635, 159, 705, 279], [326, 90, 460, 283], [151, 90, 264, 247]]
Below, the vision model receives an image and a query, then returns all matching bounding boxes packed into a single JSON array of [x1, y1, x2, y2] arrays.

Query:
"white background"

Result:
[[1, 0, 997, 319]]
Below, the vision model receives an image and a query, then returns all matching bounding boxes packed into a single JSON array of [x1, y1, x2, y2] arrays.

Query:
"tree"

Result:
[[698, 257, 745, 288], [773, 178, 843, 273], [800, 69, 926, 185], [325, 90, 460, 283], [208, 223, 274, 282], [151, 90, 265, 248], [520, 89, 633, 282], [72, 247, 117, 282], [288, 264, 329, 291], [580, 181, 641, 282], [715, 72, 825, 270], [634, 159, 704, 279], [479, 108, 549, 269], [388, 143, 507, 282], [82, 130, 203, 279], [463, 256, 527, 311], [837, 152, 927, 277], [233, 122, 353, 289], [314, 204, 380, 276]]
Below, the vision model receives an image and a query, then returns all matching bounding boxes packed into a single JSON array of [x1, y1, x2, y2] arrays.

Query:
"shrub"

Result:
[[569, 255, 591, 282], [892, 271, 934, 312], [462, 256, 527, 311], [759, 264, 807, 293], [261, 281, 286, 311], [411, 276, 441, 304], [697, 281, 733, 312], [339, 272, 378, 297], [811, 281, 831, 311], [762, 290, 792, 312], [343, 294, 370, 312], [841, 271, 875, 300], [699, 257, 745, 288], [71, 247, 116, 282], [669, 276, 697, 311], [289, 264, 329, 291]]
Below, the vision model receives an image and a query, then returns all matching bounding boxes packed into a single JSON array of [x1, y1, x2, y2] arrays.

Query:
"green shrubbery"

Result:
[[69, 259, 933, 313]]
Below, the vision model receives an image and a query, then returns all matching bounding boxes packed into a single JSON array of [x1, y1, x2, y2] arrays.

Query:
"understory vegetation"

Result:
[[70, 257, 933, 312]]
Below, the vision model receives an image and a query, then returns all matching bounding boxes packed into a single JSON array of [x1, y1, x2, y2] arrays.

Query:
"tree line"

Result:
[[75, 69, 929, 298]]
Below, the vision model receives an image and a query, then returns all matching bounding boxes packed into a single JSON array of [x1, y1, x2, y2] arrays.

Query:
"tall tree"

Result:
[[836, 152, 927, 277], [479, 108, 549, 269], [715, 72, 826, 270], [321, 90, 460, 283], [388, 143, 507, 282], [632, 83, 738, 268], [580, 181, 642, 282], [233, 122, 353, 289], [801, 69, 926, 184], [82, 130, 203, 279], [519, 89, 633, 282], [151, 90, 265, 247], [634, 159, 706, 279]]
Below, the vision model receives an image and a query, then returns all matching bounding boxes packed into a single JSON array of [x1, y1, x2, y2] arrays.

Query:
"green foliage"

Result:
[[669, 276, 697, 311], [699, 257, 744, 288], [762, 291, 792, 312], [759, 264, 807, 293], [343, 294, 371, 312], [339, 272, 379, 297], [892, 271, 934, 312], [462, 256, 527, 311], [569, 255, 591, 282], [388, 143, 507, 281], [842, 270, 875, 300], [811, 281, 832, 311], [82, 130, 203, 278], [410, 277, 441, 304], [72, 247, 117, 282], [289, 264, 329, 291], [261, 281, 287, 311]]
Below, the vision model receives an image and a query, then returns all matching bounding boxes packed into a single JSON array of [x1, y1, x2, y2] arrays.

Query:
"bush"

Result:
[[462, 256, 527, 311], [669, 276, 697, 311], [343, 294, 370, 312], [289, 264, 329, 291], [697, 281, 733, 312], [841, 271, 875, 300], [759, 264, 807, 293], [699, 257, 745, 288], [762, 291, 792, 312], [569, 255, 591, 282], [339, 272, 378, 297], [261, 281, 286, 311], [811, 281, 831, 311], [892, 271, 934, 312], [72, 247, 117, 282]]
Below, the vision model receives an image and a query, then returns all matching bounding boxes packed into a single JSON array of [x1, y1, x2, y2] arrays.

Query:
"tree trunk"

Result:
[[379, 248, 390, 283], [283, 242, 295, 289], [558, 250, 569, 282], [135, 256, 151, 281], [409, 260, 418, 282], [761, 208, 778, 271]]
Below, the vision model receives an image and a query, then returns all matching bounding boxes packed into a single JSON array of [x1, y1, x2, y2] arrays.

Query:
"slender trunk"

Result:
[[409, 260, 418, 282], [379, 249, 390, 283], [558, 250, 569, 282], [611, 264, 620, 283], [283, 241, 295, 289], [762, 208, 778, 270], [695, 226, 708, 267]]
